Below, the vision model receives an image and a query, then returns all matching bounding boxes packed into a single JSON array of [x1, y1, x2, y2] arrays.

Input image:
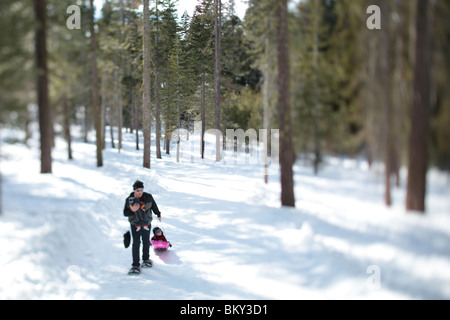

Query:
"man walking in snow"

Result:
[[123, 180, 162, 274]]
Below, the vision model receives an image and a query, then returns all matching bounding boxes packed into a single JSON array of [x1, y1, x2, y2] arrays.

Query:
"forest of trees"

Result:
[[0, 0, 449, 212]]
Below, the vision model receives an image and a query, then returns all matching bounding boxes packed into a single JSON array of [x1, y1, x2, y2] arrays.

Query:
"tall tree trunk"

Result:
[[101, 72, 107, 150], [133, 92, 139, 151], [155, 70, 162, 159], [176, 51, 181, 163], [381, 0, 392, 206], [214, 0, 222, 161], [276, 0, 295, 207], [155, 0, 162, 159], [201, 72, 206, 159], [90, 0, 103, 167], [406, 0, 431, 213], [83, 104, 89, 143], [115, 69, 122, 153], [62, 93, 73, 160], [34, 0, 52, 173], [312, 0, 320, 175], [109, 105, 116, 148], [142, 0, 151, 169], [262, 15, 274, 184]]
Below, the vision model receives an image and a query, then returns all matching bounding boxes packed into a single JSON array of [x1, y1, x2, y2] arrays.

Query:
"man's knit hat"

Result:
[[133, 180, 144, 190]]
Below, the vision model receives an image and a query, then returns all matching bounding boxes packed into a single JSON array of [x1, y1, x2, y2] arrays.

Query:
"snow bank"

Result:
[[1, 126, 449, 299]]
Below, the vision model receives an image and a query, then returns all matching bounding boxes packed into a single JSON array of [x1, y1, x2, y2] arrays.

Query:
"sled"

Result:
[[151, 240, 171, 250]]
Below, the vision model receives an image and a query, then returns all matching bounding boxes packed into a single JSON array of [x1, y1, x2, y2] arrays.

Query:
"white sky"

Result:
[[94, 0, 249, 21], [177, 0, 248, 19]]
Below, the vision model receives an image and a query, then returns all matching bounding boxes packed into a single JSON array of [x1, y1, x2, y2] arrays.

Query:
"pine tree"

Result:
[[186, 0, 215, 158]]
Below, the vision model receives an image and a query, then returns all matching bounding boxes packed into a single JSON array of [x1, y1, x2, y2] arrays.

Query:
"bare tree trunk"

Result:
[[83, 104, 89, 143], [155, 0, 162, 159], [101, 72, 107, 150], [24, 106, 32, 145], [381, 0, 392, 206], [312, 0, 320, 175], [109, 105, 115, 148], [90, 0, 103, 167], [133, 92, 139, 150], [276, 0, 295, 207], [62, 94, 73, 160], [34, 0, 52, 173], [155, 71, 162, 159], [176, 51, 181, 163], [406, 0, 431, 213], [115, 69, 122, 153], [262, 14, 274, 184], [143, 0, 151, 169], [201, 72, 206, 159], [165, 122, 171, 155], [214, 0, 222, 161]]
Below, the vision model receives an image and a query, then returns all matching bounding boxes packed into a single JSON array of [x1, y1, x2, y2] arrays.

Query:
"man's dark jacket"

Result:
[[123, 192, 161, 226]]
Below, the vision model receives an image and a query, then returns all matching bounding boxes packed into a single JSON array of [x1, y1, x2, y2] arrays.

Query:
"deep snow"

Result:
[[1, 125, 450, 300]]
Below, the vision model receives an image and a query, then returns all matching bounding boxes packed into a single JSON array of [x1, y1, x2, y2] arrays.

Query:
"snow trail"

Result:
[[1, 127, 450, 299]]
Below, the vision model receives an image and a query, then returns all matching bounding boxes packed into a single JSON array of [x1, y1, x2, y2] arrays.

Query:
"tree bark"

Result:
[[142, 0, 151, 169], [115, 69, 122, 153], [406, 0, 431, 213], [155, 0, 162, 159], [201, 72, 206, 159], [276, 0, 295, 207], [381, 0, 392, 206], [62, 93, 73, 160], [90, 0, 103, 167], [34, 0, 52, 173], [214, 0, 222, 161]]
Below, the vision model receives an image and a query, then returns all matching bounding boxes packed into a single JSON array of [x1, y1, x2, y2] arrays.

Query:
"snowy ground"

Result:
[[1, 125, 450, 300]]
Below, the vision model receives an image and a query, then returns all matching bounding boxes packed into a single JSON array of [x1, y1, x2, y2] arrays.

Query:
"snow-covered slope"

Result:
[[1, 126, 449, 299]]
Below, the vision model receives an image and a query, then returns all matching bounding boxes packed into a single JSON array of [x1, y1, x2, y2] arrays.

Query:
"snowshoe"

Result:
[[128, 266, 141, 275], [141, 259, 153, 268]]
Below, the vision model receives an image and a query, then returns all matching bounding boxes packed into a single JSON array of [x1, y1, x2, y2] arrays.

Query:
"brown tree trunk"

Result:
[[381, 0, 392, 206], [201, 72, 206, 159], [214, 0, 222, 161], [90, 0, 103, 167], [142, 0, 151, 169], [34, 0, 52, 173], [406, 0, 431, 213], [62, 94, 73, 160], [276, 0, 295, 207], [115, 69, 122, 153]]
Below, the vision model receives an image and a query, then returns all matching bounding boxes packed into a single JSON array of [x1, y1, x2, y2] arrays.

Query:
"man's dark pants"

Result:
[[131, 224, 151, 267]]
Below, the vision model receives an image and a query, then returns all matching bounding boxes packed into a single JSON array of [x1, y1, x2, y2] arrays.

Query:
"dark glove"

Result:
[[123, 231, 131, 248]]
